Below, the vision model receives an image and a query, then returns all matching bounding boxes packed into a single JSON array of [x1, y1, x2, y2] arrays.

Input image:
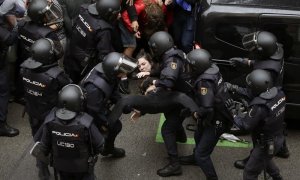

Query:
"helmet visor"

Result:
[[115, 55, 137, 74], [242, 32, 259, 51], [43, 2, 63, 26]]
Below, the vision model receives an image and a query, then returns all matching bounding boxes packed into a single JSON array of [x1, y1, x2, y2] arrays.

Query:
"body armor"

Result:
[[71, 5, 112, 59], [21, 66, 63, 120], [249, 87, 285, 139], [45, 110, 93, 173], [161, 48, 193, 94], [18, 21, 53, 59]]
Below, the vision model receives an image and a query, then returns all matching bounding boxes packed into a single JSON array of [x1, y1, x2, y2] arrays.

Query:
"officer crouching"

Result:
[[226, 69, 285, 180], [34, 84, 105, 180]]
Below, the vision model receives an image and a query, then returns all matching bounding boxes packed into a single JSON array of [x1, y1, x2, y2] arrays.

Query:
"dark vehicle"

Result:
[[196, 0, 300, 119]]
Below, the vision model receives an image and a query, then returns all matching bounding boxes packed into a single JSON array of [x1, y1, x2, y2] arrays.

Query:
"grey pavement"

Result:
[[1, 102, 300, 180], [1, 79, 300, 180]]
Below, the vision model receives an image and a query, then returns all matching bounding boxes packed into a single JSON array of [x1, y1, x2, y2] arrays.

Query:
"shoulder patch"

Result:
[[171, 62, 177, 70], [200, 87, 208, 95]]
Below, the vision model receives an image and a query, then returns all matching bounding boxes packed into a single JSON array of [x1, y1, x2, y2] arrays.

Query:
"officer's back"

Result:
[[39, 84, 104, 180], [20, 38, 71, 136]]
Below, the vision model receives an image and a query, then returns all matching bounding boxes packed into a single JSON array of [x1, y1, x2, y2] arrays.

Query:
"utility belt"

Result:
[[257, 134, 275, 156]]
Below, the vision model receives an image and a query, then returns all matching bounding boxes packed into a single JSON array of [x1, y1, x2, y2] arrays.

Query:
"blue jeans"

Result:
[[171, 8, 195, 53]]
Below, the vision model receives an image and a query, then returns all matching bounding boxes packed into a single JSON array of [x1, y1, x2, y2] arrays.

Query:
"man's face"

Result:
[[137, 57, 152, 72]]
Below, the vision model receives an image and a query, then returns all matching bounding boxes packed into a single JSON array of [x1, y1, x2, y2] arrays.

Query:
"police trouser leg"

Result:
[[105, 120, 122, 149], [243, 145, 281, 180], [0, 68, 9, 123], [194, 126, 219, 180], [162, 107, 185, 157], [29, 117, 44, 138]]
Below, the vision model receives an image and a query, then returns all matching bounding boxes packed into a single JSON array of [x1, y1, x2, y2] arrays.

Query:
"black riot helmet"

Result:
[[27, 0, 63, 25], [242, 31, 278, 58], [187, 49, 212, 76], [148, 31, 174, 59], [21, 38, 62, 69], [88, 0, 121, 22], [95, 52, 137, 77], [56, 84, 85, 120], [246, 69, 273, 96]]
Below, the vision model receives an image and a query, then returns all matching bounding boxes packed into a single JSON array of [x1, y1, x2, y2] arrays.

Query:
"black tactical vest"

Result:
[[71, 5, 112, 54], [249, 87, 285, 138], [21, 66, 63, 120], [194, 65, 233, 121], [47, 111, 93, 173], [161, 48, 193, 94], [81, 68, 114, 104], [18, 21, 53, 59], [194, 65, 224, 107]]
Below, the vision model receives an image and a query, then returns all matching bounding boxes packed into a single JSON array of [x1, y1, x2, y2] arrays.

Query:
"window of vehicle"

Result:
[[215, 23, 256, 51]]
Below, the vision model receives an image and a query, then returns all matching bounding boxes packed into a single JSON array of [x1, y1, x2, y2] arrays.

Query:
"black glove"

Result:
[[229, 57, 249, 67], [139, 77, 156, 94], [192, 112, 204, 130], [224, 82, 239, 93], [225, 98, 236, 116]]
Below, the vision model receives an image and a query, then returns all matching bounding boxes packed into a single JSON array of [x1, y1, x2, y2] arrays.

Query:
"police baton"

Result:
[[211, 59, 233, 66]]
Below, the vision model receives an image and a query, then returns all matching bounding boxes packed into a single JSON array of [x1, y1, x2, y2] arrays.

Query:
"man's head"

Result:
[[186, 49, 212, 76], [88, 0, 121, 22], [27, 0, 62, 25], [246, 69, 273, 96], [22, 38, 62, 69], [95, 52, 137, 78], [56, 84, 85, 121], [242, 31, 278, 58], [148, 31, 174, 60]]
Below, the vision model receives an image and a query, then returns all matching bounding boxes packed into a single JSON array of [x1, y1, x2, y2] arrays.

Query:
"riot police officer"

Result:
[[0, 14, 19, 137], [20, 38, 71, 180], [227, 31, 289, 169], [15, 0, 64, 103], [148, 31, 194, 177], [179, 49, 233, 180], [225, 69, 285, 180], [19, 0, 64, 61], [64, 0, 121, 83], [20, 38, 72, 137], [230, 31, 284, 85], [39, 84, 105, 180], [81, 52, 137, 158]]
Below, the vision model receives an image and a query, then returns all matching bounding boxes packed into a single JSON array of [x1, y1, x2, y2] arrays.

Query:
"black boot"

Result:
[[234, 156, 249, 169], [101, 146, 126, 158], [179, 154, 197, 165], [119, 79, 130, 94], [272, 175, 283, 180], [0, 122, 19, 137], [157, 157, 182, 177], [37, 162, 50, 180], [276, 141, 290, 158]]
